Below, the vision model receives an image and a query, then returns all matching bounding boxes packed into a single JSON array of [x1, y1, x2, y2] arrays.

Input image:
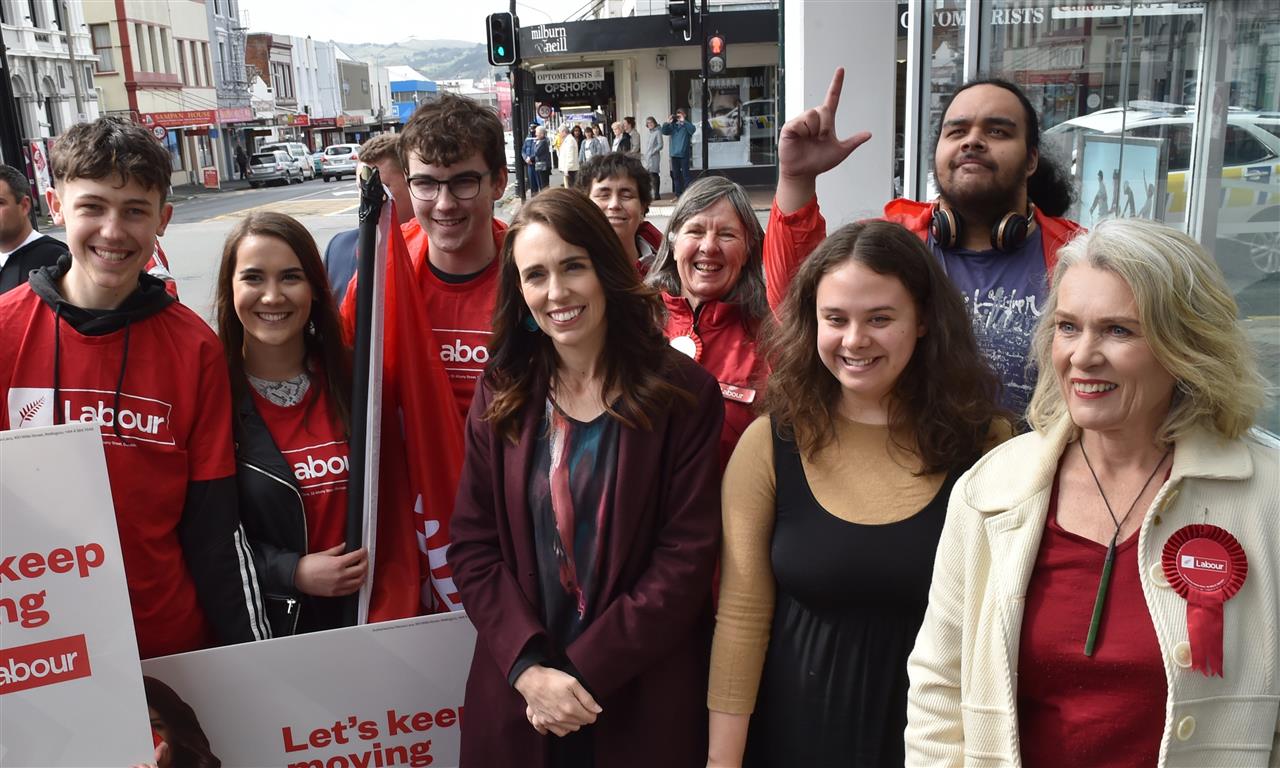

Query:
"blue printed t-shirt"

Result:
[[929, 229, 1047, 416]]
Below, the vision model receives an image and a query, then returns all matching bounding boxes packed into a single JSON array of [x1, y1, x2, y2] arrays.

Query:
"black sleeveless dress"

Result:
[[743, 422, 965, 768]]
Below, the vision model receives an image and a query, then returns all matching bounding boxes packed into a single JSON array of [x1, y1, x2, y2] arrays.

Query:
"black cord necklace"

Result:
[[1078, 438, 1171, 657]]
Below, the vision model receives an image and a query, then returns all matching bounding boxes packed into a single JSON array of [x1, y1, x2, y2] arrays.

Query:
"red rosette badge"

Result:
[[1161, 524, 1248, 677], [669, 332, 703, 362]]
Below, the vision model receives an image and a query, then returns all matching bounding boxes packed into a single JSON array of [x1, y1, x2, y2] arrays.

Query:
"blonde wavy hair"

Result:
[[1027, 218, 1264, 442]]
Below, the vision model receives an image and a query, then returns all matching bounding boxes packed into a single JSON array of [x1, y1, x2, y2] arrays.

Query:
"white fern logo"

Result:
[[16, 396, 46, 427]]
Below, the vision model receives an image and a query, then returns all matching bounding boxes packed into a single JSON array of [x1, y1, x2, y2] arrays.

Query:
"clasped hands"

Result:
[[514, 664, 603, 737]]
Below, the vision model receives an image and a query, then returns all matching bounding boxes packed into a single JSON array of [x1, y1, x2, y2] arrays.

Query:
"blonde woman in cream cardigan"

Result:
[[905, 218, 1279, 768]]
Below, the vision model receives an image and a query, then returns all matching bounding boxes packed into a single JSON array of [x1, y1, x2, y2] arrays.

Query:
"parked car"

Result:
[[247, 150, 298, 187], [310, 148, 325, 177], [1045, 105, 1280, 278], [321, 143, 361, 182], [259, 142, 314, 181]]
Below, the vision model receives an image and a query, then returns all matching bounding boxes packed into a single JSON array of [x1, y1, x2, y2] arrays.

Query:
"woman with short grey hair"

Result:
[[646, 175, 768, 463]]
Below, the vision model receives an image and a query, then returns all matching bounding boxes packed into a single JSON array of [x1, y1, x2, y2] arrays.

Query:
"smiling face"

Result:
[[514, 222, 607, 361], [1051, 263, 1176, 439], [588, 175, 645, 245], [49, 174, 172, 310], [231, 234, 313, 368], [405, 149, 505, 258], [934, 84, 1037, 215], [672, 196, 748, 307], [815, 259, 925, 422]]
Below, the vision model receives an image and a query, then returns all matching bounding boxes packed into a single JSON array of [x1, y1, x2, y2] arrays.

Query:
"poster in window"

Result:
[[1077, 133, 1168, 229]]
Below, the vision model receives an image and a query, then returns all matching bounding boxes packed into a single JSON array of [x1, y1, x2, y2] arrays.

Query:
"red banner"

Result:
[[217, 106, 254, 123]]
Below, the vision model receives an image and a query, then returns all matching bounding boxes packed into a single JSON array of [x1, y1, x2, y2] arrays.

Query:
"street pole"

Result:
[[62, 0, 86, 122], [509, 0, 526, 201], [699, 0, 709, 175]]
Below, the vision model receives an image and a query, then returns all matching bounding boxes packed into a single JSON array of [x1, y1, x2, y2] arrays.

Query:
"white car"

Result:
[[1045, 106, 1280, 277], [321, 144, 360, 182], [259, 142, 315, 181]]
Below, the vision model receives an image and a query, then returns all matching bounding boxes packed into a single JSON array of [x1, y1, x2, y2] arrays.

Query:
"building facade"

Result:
[[205, 0, 251, 173], [2, 0, 101, 143], [82, 0, 236, 187]]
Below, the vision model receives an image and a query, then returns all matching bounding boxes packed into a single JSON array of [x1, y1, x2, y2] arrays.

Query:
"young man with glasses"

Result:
[[343, 93, 509, 418]]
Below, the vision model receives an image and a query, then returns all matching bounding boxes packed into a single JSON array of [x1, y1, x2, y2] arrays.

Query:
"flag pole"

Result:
[[345, 164, 386, 626]]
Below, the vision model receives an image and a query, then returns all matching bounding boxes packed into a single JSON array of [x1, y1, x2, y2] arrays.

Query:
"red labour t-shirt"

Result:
[[251, 384, 348, 555], [1017, 479, 1166, 767], [342, 217, 506, 420], [0, 286, 235, 658]]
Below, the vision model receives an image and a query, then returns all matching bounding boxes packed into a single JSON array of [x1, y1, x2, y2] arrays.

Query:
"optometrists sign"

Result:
[[0, 423, 152, 765], [141, 612, 476, 768]]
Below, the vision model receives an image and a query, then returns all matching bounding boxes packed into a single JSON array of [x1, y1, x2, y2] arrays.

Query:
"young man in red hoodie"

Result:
[[0, 117, 270, 658], [343, 93, 509, 419]]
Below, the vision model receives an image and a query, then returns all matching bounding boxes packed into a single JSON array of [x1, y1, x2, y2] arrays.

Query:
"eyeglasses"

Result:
[[406, 171, 490, 201]]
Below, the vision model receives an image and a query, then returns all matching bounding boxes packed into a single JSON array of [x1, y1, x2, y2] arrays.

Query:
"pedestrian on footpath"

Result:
[[611, 121, 632, 153], [560, 126, 580, 188], [661, 109, 698, 197], [625, 116, 641, 158], [235, 144, 249, 180], [643, 116, 663, 201], [522, 125, 543, 195], [534, 127, 552, 191]]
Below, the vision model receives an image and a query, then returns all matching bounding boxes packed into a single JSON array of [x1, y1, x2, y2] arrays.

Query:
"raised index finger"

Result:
[[824, 67, 846, 115]]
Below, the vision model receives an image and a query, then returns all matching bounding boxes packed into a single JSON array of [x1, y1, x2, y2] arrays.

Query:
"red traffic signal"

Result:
[[709, 35, 725, 55], [707, 33, 727, 74]]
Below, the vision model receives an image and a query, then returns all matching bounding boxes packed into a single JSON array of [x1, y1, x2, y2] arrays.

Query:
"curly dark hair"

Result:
[[484, 188, 690, 442], [50, 116, 172, 203], [933, 78, 1075, 217], [575, 152, 653, 212], [763, 220, 1004, 473], [398, 92, 507, 179]]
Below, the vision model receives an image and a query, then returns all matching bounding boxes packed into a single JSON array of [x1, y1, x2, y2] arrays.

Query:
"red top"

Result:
[[251, 383, 348, 555], [1017, 477, 1166, 767], [0, 285, 233, 657], [661, 293, 766, 466], [341, 217, 508, 420]]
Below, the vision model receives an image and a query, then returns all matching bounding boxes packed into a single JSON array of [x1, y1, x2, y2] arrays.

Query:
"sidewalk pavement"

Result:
[[169, 177, 254, 200]]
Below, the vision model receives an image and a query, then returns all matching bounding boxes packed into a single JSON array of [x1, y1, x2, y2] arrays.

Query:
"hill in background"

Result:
[[335, 38, 498, 82]]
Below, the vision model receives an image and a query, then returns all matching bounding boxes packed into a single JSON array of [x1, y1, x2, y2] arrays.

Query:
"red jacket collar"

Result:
[[881, 197, 1083, 271]]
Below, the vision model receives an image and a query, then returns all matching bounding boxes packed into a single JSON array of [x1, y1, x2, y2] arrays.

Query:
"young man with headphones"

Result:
[[763, 68, 1081, 415]]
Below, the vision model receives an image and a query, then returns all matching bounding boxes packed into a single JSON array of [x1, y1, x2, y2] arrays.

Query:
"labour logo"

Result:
[[0, 634, 92, 695], [284, 440, 350, 494], [8, 388, 175, 445], [436, 329, 492, 382]]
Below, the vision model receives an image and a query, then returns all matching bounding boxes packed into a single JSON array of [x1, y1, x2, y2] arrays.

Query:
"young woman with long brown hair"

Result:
[[215, 211, 363, 635], [707, 220, 1009, 767], [449, 188, 724, 768]]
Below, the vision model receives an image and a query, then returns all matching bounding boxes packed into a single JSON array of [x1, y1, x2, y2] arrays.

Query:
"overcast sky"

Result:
[[237, 0, 587, 45]]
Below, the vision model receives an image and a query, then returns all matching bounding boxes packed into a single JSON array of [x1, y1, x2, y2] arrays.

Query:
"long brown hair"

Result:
[[143, 676, 220, 768], [484, 188, 688, 442], [763, 220, 1003, 473], [215, 211, 353, 433]]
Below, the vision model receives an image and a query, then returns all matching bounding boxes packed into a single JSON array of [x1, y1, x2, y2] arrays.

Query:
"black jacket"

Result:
[[1, 234, 68, 294], [234, 392, 345, 635]]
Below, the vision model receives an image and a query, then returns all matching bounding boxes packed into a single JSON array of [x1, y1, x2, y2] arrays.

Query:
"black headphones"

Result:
[[930, 202, 1036, 253]]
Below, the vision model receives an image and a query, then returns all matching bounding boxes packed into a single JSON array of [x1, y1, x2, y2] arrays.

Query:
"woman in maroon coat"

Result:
[[448, 188, 724, 768]]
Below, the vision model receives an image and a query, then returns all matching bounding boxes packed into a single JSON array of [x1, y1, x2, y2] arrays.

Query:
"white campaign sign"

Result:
[[0, 423, 152, 766], [141, 611, 476, 768]]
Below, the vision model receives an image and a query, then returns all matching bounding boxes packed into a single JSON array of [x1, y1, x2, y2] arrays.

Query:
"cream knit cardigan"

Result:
[[905, 417, 1280, 767]]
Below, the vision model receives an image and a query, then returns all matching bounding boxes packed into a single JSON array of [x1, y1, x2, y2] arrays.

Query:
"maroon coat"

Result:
[[449, 353, 724, 768]]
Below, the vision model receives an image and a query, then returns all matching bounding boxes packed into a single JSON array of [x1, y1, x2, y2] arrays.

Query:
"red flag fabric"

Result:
[[349, 201, 467, 620]]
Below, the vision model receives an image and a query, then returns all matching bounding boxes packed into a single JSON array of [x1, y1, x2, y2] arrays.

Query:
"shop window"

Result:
[[669, 65, 778, 170], [977, 0, 1280, 433]]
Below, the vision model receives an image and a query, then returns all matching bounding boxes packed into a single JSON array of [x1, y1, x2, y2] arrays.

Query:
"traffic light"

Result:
[[669, 0, 691, 37], [486, 12, 518, 66], [707, 33, 727, 74]]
